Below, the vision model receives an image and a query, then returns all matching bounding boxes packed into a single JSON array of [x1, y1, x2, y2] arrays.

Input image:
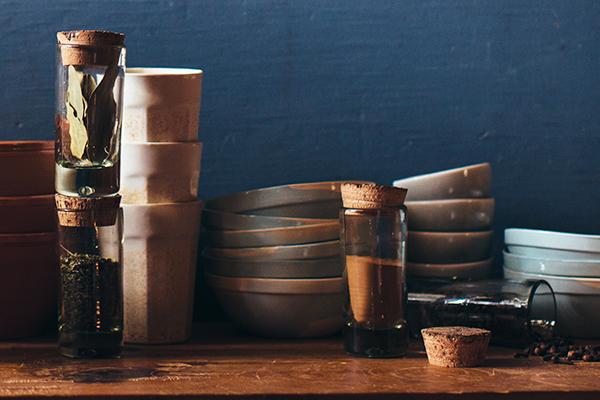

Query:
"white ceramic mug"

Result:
[[122, 201, 202, 344], [123, 68, 203, 142], [121, 141, 202, 204]]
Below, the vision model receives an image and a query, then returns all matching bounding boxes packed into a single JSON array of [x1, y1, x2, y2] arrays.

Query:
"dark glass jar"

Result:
[[340, 183, 409, 358], [56, 194, 123, 358]]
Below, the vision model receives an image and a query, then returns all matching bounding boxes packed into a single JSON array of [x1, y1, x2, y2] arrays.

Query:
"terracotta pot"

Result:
[[0, 195, 56, 233], [0, 141, 54, 196], [0, 232, 58, 339]]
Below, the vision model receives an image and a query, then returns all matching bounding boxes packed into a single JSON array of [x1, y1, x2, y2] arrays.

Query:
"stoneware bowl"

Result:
[[121, 141, 202, 204], [204, 240, 340, 260], [123, 67, 203, 142], [504, 267, 600, 338], [205, 222, 340, 248], [0, 232, 58, 339], [505, 228, 600, 261], [206, 181, 371, 218], [0, 195, 56, 233], [406, 198, 495, 232], [203, 256, 342, 279], [0, 141, 54, 196], [202, 208, 334, 230], [503, 251, 600, 278], [393, 163, 491, 201], [407, 258, 493, 280], [122, 201, 202, 344], [205, 273, 343, 338], [407, 230, 493, 264]]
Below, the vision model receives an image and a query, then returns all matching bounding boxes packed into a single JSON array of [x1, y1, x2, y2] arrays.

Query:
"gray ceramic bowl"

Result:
[[206, 181, 371, 218], [205, 222, 340, 248], [505, 228, 600, 261], [202, 208, 335, 230], [407, 258, 493, 280], [408, 230, 493, 264], [204, 240, 339, 260], [393, 163, 491, 201], [503, 251, 600, 278], [406, 198, 494, 232], [205, 273, 343, 338], [203, 256, 343, 279], [503, 267, 600, 338]]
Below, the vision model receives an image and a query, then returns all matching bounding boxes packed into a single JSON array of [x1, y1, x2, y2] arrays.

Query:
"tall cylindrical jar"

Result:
[[56, 194, 123, 358], [55, 30, 125, 197], [340, 183, 409, 357]]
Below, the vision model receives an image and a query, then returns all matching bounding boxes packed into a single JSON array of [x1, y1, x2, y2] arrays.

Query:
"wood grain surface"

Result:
[[1, 324, 600, 399]]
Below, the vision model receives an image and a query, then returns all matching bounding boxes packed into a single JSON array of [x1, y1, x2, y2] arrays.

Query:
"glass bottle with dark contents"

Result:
[[340, 183, 409, 357], [56, 194, 123, 358]]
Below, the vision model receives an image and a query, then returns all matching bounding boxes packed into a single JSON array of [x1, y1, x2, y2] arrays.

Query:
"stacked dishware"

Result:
[[0, 141, 57, 339], [203, 181, 367, 338], [393, 163, 495, 281], [121, 67, 203, 344], [504, 228, 600, 338]]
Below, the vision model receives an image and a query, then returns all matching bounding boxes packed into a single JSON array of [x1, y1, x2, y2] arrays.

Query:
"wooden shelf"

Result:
[[1, 324, 600, 399]]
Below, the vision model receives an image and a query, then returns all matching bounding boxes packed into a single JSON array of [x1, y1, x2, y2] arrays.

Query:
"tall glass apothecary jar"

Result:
[[340, 183, 409, 358], [55, 30, 125, 197], [56, 194, 123, 358]]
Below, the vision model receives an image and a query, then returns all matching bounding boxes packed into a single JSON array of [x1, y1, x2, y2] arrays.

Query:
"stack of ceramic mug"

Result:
[[393, 163, 495, 281], [0, 141, 57, 339], [121, 68, 203, 344], [202, 181, 368, 338], [504, 228, 600, 338]]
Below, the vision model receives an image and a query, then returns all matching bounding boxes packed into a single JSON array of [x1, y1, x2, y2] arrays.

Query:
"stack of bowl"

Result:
[[121, 68, 203, 344], [0, 141, 57, 339], [393, 163, 495, 281], [504, 228, 600, 338], [203, 181, 366, 338]]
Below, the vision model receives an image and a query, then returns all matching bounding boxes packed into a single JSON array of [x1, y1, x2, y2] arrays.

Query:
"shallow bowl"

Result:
[[0, 195, 56, 233], [505, 228, 600, 261], [204, 240, 339, 260], [202, 208, 334, 230], [203, 256, 342, 279], [205, 273, 343, 338], [407, 258, 493, 280], [393, 163, 491, 201], [408, 230, 493, 264], [406, 198, 494, 232], [503, 251, 600, 278]]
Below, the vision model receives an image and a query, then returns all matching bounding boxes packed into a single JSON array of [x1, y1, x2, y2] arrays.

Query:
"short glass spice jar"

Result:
[[340, 183, 409, 357], [55, 30, 125, 197], [56, 194, 123, 358]]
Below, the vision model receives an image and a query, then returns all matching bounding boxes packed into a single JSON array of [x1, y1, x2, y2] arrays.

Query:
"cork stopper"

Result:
[[421, 326, 491, 368], [56, 194, 121, 227], [57, 30, 125, 66], [341, 183, 407, 209]]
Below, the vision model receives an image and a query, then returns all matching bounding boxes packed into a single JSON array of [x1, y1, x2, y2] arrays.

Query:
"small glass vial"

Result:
[[340, 183, 409, 357], [55, 30, 125, 197], [56, 194, 123, 358]]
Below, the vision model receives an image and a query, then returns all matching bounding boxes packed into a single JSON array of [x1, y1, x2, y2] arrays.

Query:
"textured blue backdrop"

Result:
[[1, 1, 599, 236]]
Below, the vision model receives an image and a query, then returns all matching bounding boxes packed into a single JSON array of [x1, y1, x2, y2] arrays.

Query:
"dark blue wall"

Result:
[[1, 0, 599, 236]]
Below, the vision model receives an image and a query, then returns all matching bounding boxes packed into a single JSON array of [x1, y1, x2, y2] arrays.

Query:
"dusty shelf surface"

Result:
[[1, 324, 600, 399]]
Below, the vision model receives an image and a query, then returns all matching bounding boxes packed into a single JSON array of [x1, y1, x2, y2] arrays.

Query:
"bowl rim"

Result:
[[122, 140, 203, 147], [505, 228, 600, 253], [405, 198, 495, 206], [0, 231, 56, 245], [0, 194, 55, 205], [0, 141, 53, 153], [393, 162, 490, 186], [126, 67, 203, 76], [205, 272, 343, 294], [503, 267, 600, 294], [409, 230, 493, 238]]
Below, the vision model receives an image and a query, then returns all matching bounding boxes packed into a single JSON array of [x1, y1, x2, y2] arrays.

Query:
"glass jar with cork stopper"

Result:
[[56, 194, 123, 358], [340, 183, 409, 357], [55, 30, 125, 197]]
